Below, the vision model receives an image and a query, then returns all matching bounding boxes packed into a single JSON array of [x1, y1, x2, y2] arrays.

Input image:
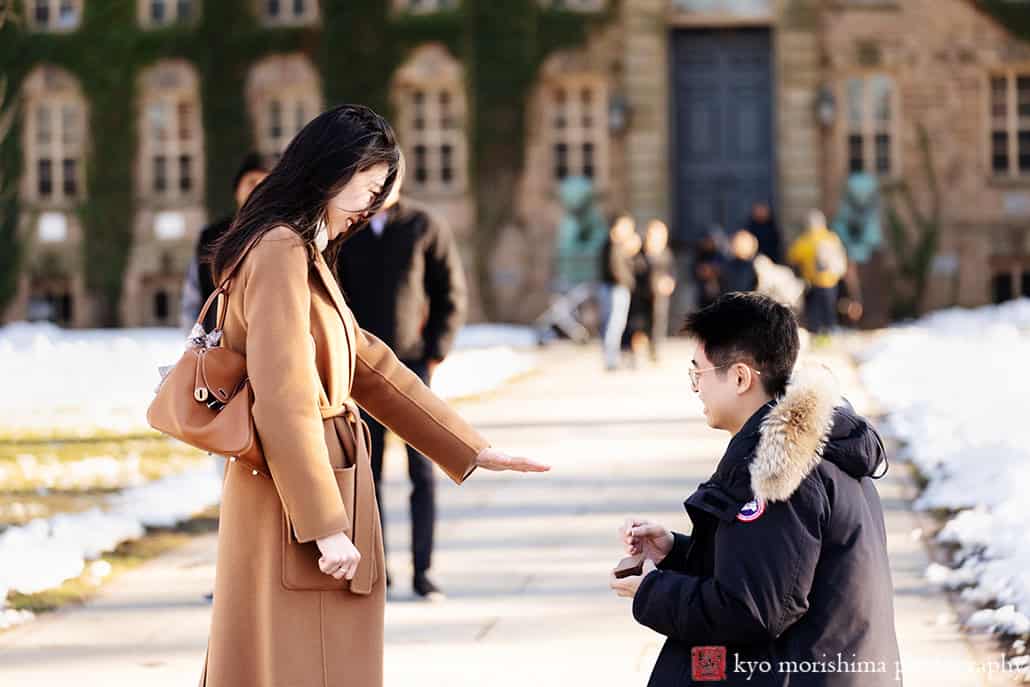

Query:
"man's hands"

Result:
[[608, 518, 672, 599], [620, 517, 674, 565], [474, 447, 551, 473], [315, 531, 361, 581], [609, 558, 657, 598]]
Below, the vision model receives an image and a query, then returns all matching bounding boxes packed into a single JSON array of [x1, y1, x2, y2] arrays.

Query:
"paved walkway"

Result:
[[0, 340, 1000, 685]]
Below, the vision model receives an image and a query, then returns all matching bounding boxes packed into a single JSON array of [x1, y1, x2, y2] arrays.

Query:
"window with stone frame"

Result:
[[28, 276, 75, 326], [138, 61, 204, 204], [139, 0, 198, 28], [392, 0, 458, 14], [546, 76, 609, 186], [990, 256, 1030, 303], [25, 0, 83, 32], [844, 74, 897, 177], [141, 268, 182, 326], [21, 66, 88, 208], [538, 0, 605, 11], [392, 45, 468, 195], [988, 71, 1030, 179], [246, 54, 323, 166], [257, 0, 319, 27]]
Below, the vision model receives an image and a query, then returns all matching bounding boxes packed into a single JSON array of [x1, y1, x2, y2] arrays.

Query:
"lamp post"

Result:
[[608, 92, 631, 135]]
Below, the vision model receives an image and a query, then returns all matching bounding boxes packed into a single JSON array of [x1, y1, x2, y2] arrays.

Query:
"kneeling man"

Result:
[[612, 293, 902, 686]]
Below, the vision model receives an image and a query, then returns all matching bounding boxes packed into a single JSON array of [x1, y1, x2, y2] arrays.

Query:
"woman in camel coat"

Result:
[[199, 105, 548, 687]]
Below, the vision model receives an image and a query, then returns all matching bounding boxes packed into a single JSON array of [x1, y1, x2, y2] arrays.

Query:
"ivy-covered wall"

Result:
[[0, 0, 613, 326]]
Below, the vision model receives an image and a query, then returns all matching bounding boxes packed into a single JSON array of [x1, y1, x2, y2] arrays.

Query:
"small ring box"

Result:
[[613, 553, 646, 579]]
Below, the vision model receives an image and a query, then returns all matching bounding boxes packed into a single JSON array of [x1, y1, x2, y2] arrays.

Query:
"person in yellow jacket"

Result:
[[787, 210, 848, 338]]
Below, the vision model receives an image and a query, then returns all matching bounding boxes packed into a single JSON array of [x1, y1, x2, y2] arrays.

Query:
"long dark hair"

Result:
[[210, 104, 400, 280]]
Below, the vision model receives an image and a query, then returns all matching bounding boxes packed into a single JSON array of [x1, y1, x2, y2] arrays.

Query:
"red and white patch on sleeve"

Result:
[[736, 497, 766, 523]]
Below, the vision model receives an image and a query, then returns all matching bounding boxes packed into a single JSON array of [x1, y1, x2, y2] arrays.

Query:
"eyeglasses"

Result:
[[689, 363, 762, 392]]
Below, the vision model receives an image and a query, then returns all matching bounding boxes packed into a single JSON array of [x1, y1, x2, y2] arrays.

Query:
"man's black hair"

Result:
[[681, 292, 800, 397], [231, 152, 269, 194]]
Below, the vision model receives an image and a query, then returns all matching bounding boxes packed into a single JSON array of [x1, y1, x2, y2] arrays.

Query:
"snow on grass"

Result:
[[858, 299, 1030, 659], [0, 463, 222, 626], [0, 322, 538, 440]]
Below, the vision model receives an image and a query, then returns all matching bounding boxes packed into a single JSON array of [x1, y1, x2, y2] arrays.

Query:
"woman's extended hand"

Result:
[[315, 531, 361, 580], [474, 447, 551, 473]]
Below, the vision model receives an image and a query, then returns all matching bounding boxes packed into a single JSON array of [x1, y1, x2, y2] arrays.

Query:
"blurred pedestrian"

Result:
[[787, 210, 848, 341], [180, 152, 270, 332], [622, 229, 649, 368], [720, 230, 759, 295], [599, 215, 637, 371], [693, 227, 727, 310], [644, 220, 676, 363], [744, 201, 783, 264], [335, 156, 468, 601]]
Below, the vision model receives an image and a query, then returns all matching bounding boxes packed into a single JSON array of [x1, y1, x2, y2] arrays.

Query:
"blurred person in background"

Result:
[[693, 227, 727, 311], [744, 201, 783, 265], [335, 153, 469, 601], [788, 210, 848, 343], [622, 228, 650, 368], [181, 153, 270, 332], [599, 215, 638, 371], [644, 220, 677, 363]]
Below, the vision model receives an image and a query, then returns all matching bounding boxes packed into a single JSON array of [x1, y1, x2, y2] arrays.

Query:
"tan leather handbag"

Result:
[[146, 243, 270, 476]]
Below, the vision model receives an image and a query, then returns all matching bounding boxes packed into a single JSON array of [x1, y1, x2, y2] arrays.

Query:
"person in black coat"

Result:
[[180, 153, 269, 332], [335, 185, 468, 601], [745, 201, 783, 265], [611, 293, 902, 686], [693, 229, 727, 310]]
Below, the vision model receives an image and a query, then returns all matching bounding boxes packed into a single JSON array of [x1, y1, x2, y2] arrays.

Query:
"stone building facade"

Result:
[[492, 0, 1030, 322], [6, 0, 1030, 328]]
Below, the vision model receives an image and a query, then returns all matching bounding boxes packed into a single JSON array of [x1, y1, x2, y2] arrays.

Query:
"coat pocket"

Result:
[[281, 465, 357, 592]]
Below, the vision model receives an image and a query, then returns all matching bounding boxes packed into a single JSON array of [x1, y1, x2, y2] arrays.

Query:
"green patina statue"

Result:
[[555, 176, 608, 288]]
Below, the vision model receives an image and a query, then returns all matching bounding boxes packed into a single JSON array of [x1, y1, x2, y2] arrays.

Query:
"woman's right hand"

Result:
[[315, 531, 361, 580]]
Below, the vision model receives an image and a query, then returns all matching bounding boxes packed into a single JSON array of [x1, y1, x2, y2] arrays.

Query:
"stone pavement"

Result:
[[0, 339, 1001, 686]]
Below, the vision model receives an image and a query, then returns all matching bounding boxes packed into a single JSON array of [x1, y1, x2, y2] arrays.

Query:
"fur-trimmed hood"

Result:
[[750, 364, 887, 503]]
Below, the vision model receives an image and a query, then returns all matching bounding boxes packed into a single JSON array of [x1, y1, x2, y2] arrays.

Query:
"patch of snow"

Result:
[[0, 465, 221, 613], [859, 299, 1030, 645]]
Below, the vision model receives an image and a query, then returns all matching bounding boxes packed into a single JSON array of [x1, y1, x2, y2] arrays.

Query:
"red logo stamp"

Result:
[[692, 645, 727, 682]]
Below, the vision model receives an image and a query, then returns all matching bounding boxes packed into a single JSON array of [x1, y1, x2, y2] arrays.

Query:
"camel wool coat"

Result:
[[199, 226, 488, 687]]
